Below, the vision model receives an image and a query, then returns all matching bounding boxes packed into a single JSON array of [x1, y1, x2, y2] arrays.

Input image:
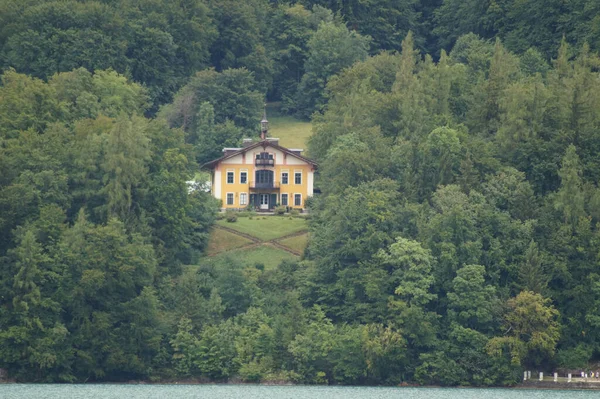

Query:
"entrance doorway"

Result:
[[259, 194, 269, 210]]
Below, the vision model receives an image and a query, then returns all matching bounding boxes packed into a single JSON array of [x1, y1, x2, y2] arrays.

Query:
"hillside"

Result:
[[2, 0, 600, 387]]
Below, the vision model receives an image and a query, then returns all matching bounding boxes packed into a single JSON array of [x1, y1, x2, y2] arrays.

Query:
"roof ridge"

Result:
[[201, 139, 317, 169]]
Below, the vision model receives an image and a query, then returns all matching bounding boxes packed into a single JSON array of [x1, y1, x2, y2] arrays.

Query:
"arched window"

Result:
[[255, 170, 274, 184]]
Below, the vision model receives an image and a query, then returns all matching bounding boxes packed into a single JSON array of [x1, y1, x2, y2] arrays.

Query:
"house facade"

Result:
[[202, 114, 317, 211]]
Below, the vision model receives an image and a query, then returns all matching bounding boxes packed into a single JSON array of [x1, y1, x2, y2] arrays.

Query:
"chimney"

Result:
[[243, 138, 254, 147], [260, 104, 268, 140]]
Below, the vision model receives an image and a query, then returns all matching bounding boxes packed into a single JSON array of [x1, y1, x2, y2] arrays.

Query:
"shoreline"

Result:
[[3, 379, 600, 390]]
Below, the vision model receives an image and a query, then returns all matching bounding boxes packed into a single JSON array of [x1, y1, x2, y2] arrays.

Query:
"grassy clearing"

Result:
[[206, 228, 254, 255], [217, 216, 308, 241], [208, 244, 298, 270], [267, 103, 312, 150], [278, 233, 309, 254]]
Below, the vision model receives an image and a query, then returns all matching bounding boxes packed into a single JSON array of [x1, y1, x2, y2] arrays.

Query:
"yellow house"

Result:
[[202, 113, 317, 211]]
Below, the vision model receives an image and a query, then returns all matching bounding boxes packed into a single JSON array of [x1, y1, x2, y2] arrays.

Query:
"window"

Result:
[[294, 172, 302, 185], [281, 194, 288, 206], [240, 193, 247, 206], [281, 172, 289, 185], [226, 193, 234, 205], [227, 171, 234, 184], [294, 194, 302, 207], [254, 169, 273, 188], [240, 171, 247, 184]]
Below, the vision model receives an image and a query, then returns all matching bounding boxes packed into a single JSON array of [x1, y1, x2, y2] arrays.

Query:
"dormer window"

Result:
[[255, 152, 274, 166]]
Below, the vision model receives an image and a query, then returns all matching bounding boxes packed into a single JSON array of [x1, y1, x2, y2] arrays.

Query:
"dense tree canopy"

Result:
[[2, 0, 600, 387]]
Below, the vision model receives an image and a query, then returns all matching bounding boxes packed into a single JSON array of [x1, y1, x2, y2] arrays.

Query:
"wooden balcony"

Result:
[[255, 159, 274, 166], [249, 181, 280, 189]]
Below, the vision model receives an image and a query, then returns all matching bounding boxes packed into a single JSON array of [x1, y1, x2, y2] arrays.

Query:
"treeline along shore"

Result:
[[2, 0, 600, 387]]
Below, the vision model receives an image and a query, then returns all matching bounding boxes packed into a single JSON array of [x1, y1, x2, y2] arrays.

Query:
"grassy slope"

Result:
[[208, 245, 298, 270], [205, 107, 311, 267], [206, 228, 253, 255], [267, 103, 312, 151], [217, 217, 308, 241], [277, 233, 309, 254]]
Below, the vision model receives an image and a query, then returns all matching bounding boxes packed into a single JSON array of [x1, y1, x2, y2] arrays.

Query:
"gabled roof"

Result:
[[201, 139, 318, 169]]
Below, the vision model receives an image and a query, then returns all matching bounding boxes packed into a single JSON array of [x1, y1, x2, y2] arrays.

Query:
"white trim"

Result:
[[294, 170, 302, 185], [226, 169, 235, 184], [226, 192, 235, 205], [307, 170, 314, 197], [294, 193, 302, 207], [239, 192, 248, 206], [214, 170, 222, 199], [281, 169, 289, 185]]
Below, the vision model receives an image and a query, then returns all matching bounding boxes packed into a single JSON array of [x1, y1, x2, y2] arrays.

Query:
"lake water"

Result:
[[0, 385, 598, 399]]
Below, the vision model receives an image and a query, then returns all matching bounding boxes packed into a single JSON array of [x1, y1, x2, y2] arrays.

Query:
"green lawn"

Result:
[[207, 227, 254, 255], [278, 233, 309, 254], [217, 216, 308, 241], [208, 244, 298, 270], [267, 103, 312, 150]]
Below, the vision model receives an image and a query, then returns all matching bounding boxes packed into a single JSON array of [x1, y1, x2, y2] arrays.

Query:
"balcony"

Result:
[[255, 158, 274, 167], [250, 181, 280, 189]]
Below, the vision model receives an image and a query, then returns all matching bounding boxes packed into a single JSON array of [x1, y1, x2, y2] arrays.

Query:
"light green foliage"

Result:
[[487, 291, 560, 367], [378, 237, 436, 307], [102, 116, 150, 221]]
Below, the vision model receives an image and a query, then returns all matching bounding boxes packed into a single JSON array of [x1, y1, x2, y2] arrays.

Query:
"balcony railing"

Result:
[[255, 159, 274, 166], [250, 181, 280, 189]]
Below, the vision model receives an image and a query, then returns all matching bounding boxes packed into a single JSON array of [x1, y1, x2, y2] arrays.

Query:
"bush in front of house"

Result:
[[274, 205, 287, 215], [226, 211, 237, 223]]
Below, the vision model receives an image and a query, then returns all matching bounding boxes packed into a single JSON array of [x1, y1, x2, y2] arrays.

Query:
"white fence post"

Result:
[[568, 373, 572, 382], [539, 372, 544, 381], [554, 372, 558, 382]]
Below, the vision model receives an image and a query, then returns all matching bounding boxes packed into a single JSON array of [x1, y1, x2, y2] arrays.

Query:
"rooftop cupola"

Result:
[[260, 105, 268, 140]]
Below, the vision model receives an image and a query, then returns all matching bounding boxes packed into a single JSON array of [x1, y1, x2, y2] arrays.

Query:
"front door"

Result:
[[259, 194, 269, 210]]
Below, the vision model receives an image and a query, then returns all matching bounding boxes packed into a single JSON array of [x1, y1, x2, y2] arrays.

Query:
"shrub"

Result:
[[226, 212, 237, 223], [290, 209, 300, 216], [274, 205, 287, 215]]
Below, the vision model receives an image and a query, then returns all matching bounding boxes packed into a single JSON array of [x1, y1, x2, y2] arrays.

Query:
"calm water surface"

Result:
[[0, 385, 598, 399]]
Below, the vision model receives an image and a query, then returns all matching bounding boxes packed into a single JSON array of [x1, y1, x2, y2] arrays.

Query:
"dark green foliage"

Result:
[[0, 68, 214, 381], [3, 0, 600, 387]]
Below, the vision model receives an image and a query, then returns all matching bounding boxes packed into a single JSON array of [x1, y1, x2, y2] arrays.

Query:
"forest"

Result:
[[1, 0, 600, 386]]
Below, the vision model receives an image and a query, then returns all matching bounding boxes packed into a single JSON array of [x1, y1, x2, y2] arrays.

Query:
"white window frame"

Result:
[[294, 193, 302, 207], [294, 170, 302, 185], [281, 193, 288, 206], [240, 170, 248, 184], [226, 192, 234, 205], [240, 192, 248, 206], [281, 170, 289, 185], [226, 170, 235, 184]]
